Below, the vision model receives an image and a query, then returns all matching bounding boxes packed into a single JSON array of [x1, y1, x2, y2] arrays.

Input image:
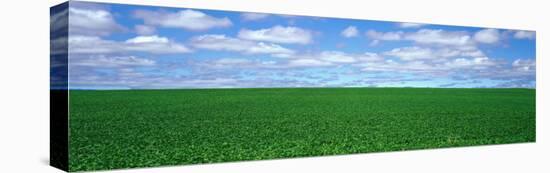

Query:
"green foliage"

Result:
[[68, 88, 535, 171]]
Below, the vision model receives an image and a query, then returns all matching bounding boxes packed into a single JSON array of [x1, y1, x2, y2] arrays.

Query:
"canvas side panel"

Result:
[[50, 1, 69, 171]]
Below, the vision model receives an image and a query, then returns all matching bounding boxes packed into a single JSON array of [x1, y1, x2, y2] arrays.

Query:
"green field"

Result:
[[68, 88, 535, 171]]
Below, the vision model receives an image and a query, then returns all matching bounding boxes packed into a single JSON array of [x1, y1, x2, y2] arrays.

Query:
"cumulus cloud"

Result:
[[123, 35, 192, 53], [514, 31, 535, 40], [287, 51, 383, 64], [241, 13, 270, 21], [341, 26, 359, 38], [274, 51, 383, 68], [383, 46, 485, 61], [367, 29, 506, 46], [318, 51, 357, 63], [189, 34, 295, 55], [474, 29, 500, 44], [195, 58, 285, 71], [399, 22, 426, 28], [200, 58, 324, 70], [311, 51, 380, 63], [287, 59, 333, 67], [238, 25, 313, 44], [366, 29, 474, 47], [366, 30, 403, 41], [134, 25, 156, 35], [72, 55, 155, 67], [383, 47, 433, 61], [512, 59, 536, 72], [69, 35, 191, 54], [444, 57, 497, 70], [133, 9, 232, 31], [196, 51, 383, 70], [356, 46, 504, 78], [68, 7, 126, 36], [359, 56, 500, 76], [359, 60, 439, 73], [125, 35, 168, 43], [405, 29, 473, 46], [206, 58, 265, 69]]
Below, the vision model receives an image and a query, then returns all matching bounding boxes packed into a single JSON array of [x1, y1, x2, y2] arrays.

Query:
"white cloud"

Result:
[[68, 36, 117, 54], [355, 44, 502, 77], [204, 58, 255, 69], [368, 29, 506, 46], [287, 59, 333, 67], [366, 30, 403, 40], [318, 51, 357, 63], [276, 51, 383, 68], [367, 29, 474, 47], [72, 55, 155, 67], [200, 58, 283, 70], [50, 36, 68, 55], [248, 42, 295, 54], [162, 78, 241, 88], [341, 26, 359, 38], [69, 35, 191, 54], [68, 7, 126, 36], [512, 59, 536, 72], [123, 35, 191, 54], [197, 51, 383, 70], [271, 53, 294, 58], [213, 58, 254, 65], [134, 25, 156, 35], [190, 35, 249, 51], [383, 47, 433, 61], [474, 29, 500, 44], [369, 40, 380, 46], [449, 46, 485, 57], [241, 13, 270, 21], [357, 52, 385, 62], [444, 57, 497, 69], [399, 22, 426, 28], [125, 35, 169, 44], [291, 51, 382, 62], [359, 56, 499, 75], [514, 31, 535, 40], [50, 8, 68, 34], [238, 25, 313, 44], [383, 46, 485, 61], [405, 29, 472, 46], [189, 34, 295, 55], [133, 9, 232, 31], [359, 60, 440, 73]]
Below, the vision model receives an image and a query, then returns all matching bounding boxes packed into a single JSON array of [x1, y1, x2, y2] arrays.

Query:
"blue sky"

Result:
[[51, 1, 536, 89]]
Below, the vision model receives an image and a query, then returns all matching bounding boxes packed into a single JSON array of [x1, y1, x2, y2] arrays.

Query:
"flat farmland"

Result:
[[68, 88, 535, 171]]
